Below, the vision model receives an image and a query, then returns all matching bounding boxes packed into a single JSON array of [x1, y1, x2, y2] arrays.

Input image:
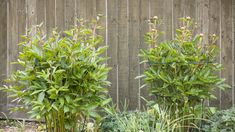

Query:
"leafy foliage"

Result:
[[100, 104, 202, 132], [100, 111, 152, 132], [138, 16, 229, 112], [203, 107, 235, 132], [137, 16, 230, 130], [1, 18, 111, 131]]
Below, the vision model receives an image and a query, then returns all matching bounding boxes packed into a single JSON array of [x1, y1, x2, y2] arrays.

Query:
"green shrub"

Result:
[[203, 107, 235, 132], [138, 16, 229, 117], [137, 16, 230, 131], [1, 18, 111, 131]]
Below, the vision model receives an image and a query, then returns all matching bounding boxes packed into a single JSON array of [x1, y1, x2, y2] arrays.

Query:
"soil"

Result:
[[0, 119, 44, 132]]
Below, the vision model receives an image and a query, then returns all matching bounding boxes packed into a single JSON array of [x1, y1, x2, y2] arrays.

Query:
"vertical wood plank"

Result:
[[208, 0, 222, 108], [55, 0, 65, 31], [139, 0, 150, 109], [195, 0, 210, 106], [96, 0, 107, 59], [118, 0, 129, 109], [77, 0, 86, 19], [173, 0, 196, 31], [107, 0, 119, 108], [128, 0, 140, 110], [64, 0, 75, 29], [233, 0, 235, 106], [195, 0, 209, 43], [86, 0, 96, 20], [220, 0, 233, 109], [7, 0, 28, 119], [26, 0, 36, 29], [184, 0, 196, 18], [36, 0, 46, 27], [0, 0, 8, 116], [46, 0, 55, 35], [8, 0, 18, 83], [18, 0, 26, 43], [96, 0, 105, 16], [173, 0, 184, 33], [150, 0, 173, 41]]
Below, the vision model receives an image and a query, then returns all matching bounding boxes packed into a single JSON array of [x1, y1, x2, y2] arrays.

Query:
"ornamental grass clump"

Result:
[[2, 18, 111, 132], [138, 16, 230, 130]]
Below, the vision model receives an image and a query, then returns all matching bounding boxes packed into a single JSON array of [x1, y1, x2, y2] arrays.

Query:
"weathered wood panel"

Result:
[[45, 0, 55, 35], [64, 0, 75, 29], [106, 0, 119, 108], [118, 0, 129, 109], [233, 0, 235, 106], [0, 0, 234, 119], [139, 0, 149, 109], [220, 0, 233, 109], [55, 0, 65, 31], [208, 0, 221, 108], [128, 0, 140, 110], [0, 0, 8, 116]]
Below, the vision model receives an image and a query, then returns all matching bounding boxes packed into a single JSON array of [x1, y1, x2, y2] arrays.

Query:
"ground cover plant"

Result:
[[137, 16, 230, 131], [203, 107, 235, 131], [100, 104, 203, 132], [1, 18, 111, 132]]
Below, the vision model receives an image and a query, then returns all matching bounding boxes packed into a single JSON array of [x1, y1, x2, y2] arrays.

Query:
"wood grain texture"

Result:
[[0, 0, 8, 116], [128, 0, 140, 110], [150, 0, 173, 41], [220, 0, 233, 109], [118, 0, 129, 109], [86, 0, 96, 20], [77, 0, 86, 19], [139, 0, 149, 109], [208, 0, 222, 108], [46, 0, 55, 35], [96, 0, 107, 59], [36, 0, 45, 28], [56, 0, 65, 31], [64, 0, 75, 29], [7, 0, 28, 119], [233, 0, 235, 106], [107, 0, 119, 108], [195, 0, 210, 106], [173, 0, 184, 33]]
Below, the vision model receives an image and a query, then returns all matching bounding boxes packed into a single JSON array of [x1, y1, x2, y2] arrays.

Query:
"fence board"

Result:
[[107, 0, 119, 108], [220, 0, 233, 109], [233, 0, 235, 106], [118, 0, 129, 109], [128, 0, 140, 110], [36, 0, 45, 26], [150, 0, 173, 41], [46, 0, 55, 35], [96, 0, 107, 60], [86, 0, 96, 21], [208, 0, 221, 108], [7, 0, 28, 119], [77, 0, 86, 19], [65, 0, 75, 29], [0, 0, 8, 116], [139, 0, 149, 109], [56, 0, 65, 31]]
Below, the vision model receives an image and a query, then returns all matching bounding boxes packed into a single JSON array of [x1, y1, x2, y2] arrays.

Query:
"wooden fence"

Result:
[[0, 0, 235, 119]]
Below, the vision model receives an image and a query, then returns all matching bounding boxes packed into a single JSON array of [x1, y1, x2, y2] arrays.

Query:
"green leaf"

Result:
[[101, 98, 112, 106], [64, 106, 69, 113], [38, 92, 45, 102], [52, 103, 59, 111]]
